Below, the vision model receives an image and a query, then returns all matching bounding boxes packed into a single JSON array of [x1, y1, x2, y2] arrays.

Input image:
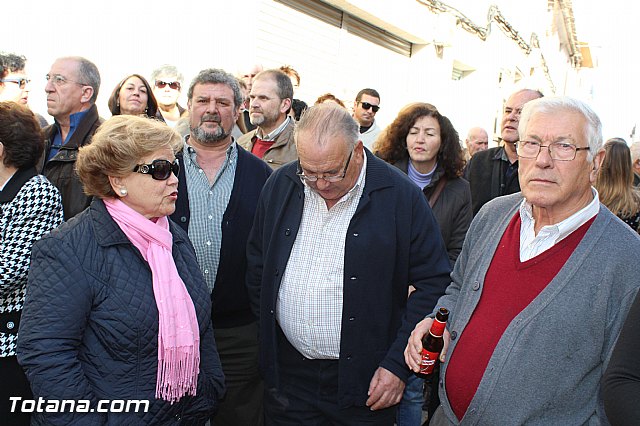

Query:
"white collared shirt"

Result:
[[519, 187, 600, 261], [277, 154, 367, 359]]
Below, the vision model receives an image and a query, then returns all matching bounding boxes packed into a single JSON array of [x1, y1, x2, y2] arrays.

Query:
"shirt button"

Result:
[[350, 276, 357, 281], [349, 317, 355, 321], [6, 321, 14, 330], [285, 229, 291, 236], [206, 241, 212, 246], [198, 169, 203, 173], [204, 269, 209, 274], [472, 281, 480, 291], [353, 232, 359, 237], [208, 215, 213, 220], [209, 191, 213, 195], [451, 331, 458, 340], [180, 216, 187, 223]]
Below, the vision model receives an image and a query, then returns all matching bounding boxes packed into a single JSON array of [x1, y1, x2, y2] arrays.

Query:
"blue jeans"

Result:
[[396, 374, 424, 426]]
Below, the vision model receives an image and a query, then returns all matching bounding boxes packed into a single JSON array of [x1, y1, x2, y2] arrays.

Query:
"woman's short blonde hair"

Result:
[[76, 115, 182, 198]]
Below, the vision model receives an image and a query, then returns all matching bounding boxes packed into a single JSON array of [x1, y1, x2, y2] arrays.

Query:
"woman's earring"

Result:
[[119, 188, 128, 196]]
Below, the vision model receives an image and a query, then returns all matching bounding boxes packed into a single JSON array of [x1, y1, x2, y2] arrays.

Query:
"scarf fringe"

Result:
[[156, 344, 201, 403]]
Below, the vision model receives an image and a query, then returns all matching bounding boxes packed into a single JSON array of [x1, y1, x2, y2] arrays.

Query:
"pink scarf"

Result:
[[104, 198, 200, 403]]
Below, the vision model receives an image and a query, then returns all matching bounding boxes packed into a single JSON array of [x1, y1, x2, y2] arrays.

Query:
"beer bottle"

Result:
[[417, 307, 449, 377]]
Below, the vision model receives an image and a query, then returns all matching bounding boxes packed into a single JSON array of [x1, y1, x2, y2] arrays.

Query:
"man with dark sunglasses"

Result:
[[170, 68, 272, 426], [150, 64, 187, 128], [352, 88, 381, 151]]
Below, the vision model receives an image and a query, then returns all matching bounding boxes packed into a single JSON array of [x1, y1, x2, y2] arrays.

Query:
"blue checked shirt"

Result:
[[183, 139, 237, 291]]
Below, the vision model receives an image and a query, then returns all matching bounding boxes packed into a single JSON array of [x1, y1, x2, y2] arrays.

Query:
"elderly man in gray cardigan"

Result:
[[405, 96, 640, 425]]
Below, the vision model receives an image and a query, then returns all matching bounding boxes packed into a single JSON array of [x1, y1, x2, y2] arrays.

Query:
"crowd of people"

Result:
[[2, 50, 640, 426]]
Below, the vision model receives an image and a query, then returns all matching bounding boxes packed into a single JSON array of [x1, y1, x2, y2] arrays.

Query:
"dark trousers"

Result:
[[0, 355, 32, 426], [211, 322, 263, 426], [264, 326, 396, 426]]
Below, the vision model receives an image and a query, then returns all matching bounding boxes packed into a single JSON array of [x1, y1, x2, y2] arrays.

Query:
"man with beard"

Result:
[[170, 68, 272, 425], [238, 69, 297, 170], [465, 89, 543, 215]]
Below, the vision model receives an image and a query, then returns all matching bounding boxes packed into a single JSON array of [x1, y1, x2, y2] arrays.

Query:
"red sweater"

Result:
[[251, 138, 274, 159], [446, 213, 594, 420]]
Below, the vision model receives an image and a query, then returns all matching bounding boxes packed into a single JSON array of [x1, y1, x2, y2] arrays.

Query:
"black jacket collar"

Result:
[[0, 167, 37, 203]]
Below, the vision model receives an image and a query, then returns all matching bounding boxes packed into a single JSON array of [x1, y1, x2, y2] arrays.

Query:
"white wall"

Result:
[[4, 0, 588, 141]]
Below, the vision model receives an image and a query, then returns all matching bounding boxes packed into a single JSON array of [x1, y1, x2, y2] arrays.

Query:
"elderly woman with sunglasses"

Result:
[[17, 115, 224, 425]]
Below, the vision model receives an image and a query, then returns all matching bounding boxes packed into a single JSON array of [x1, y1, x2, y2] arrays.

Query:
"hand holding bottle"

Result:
[[404, 310, 451, 373]]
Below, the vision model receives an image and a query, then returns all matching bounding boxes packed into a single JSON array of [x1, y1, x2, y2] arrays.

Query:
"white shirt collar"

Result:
[[519, 187, 600, 261]]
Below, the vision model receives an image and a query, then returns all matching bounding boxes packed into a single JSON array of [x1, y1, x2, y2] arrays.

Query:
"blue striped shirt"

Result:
[[183, 139, 237, 291]]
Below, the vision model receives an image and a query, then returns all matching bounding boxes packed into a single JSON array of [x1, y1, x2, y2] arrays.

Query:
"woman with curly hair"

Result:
[[376, 102, 472, 426], [595, 137, 640, 233], [377, 102, 472, 263]]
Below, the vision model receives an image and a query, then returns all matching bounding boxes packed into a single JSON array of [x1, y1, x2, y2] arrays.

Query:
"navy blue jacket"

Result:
[[246, 150, 452, 408], [17, 199, 224, 425], [171, 145, 272, 328]]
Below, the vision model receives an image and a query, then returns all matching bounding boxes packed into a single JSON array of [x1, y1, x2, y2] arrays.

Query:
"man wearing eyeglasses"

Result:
[[352, 88, 381, 151], [0, 52, 48, 127], [405, 96, 640, 425], [171, 68, 272, 426], [41, 56, 102, 220], [465, 89, 543, 215], [150, 64, 187, 128], [247, 104, 451, 424], [238, 69, 297, 170]]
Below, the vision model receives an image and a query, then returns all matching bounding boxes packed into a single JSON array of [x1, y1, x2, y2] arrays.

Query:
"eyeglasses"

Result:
[[1, 78, 30, 89], [358, 102, 380, 113], [516, 140, 590, 161], [133, 159, 180, 180], [297, 149, 353, 183], [155, 80, 181, 90], [45, 74, 88, 87]]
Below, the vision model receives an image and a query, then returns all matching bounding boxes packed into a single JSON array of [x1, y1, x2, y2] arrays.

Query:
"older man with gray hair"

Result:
[[41, 56, 102, 220], [406, 96, 640, 425], [247, 104, 451, 424]]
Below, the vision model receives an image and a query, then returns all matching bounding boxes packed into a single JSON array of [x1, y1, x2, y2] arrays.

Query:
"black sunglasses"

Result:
[[133, 159, 180, 180], [359, 101, 380, 113], [155, 80, 181, 90]]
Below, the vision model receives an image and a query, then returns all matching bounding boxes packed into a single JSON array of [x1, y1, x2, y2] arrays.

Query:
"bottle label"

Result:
[[419, 348, 439, 375]]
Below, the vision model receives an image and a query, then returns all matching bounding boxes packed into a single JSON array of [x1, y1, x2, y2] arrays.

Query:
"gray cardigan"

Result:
[[434, 192, 640, 425]]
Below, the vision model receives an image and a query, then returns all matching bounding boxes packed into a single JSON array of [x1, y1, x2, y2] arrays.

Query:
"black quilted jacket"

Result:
[[17, 198, 224, 425]]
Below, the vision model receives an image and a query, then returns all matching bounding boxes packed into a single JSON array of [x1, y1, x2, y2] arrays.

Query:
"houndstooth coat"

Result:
[[0, 167, 63, 357]]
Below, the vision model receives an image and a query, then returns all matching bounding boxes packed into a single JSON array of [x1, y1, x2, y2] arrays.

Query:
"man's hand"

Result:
[[365, 367, 405, 410], [404, 317, 451, 372]]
